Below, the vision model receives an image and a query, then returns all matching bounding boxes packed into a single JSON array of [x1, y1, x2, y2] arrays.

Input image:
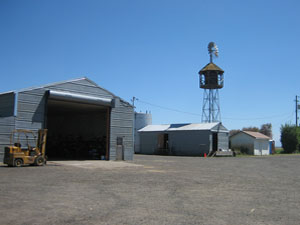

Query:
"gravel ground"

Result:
[[0, 154, 299, 225]]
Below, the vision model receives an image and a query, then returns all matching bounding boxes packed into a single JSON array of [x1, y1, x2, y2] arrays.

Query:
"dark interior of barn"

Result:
[[46, 99, 109, 160]]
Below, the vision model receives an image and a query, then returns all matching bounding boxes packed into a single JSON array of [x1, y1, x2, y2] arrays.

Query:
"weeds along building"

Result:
[[138, 122, 229, 156], [0, 77, 134, 161]]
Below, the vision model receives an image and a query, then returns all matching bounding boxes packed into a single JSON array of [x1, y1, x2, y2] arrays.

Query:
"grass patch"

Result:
[[235, 154, 255, 157], [274, 148, 284, 154], [273, 147, 300, 155]]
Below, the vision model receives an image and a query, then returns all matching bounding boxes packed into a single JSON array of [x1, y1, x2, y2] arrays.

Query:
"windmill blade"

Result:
[[208, 42, 215, 54], [214, 44, 219, 57]]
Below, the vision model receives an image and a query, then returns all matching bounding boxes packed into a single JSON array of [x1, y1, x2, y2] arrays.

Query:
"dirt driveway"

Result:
[[0, 155, 299, 225]]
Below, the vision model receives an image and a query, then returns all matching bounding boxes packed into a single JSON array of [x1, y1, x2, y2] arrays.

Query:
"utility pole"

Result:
[[296, 95, 299, 127], [131, 96, 138, 153], [131, 96, 138, 108]]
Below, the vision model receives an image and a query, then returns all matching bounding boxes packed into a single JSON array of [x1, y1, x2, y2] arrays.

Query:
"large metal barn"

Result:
[[0, 78, 134, 161]]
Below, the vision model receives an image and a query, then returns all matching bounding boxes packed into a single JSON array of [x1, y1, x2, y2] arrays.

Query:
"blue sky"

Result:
[[1, 0, 300, 145]]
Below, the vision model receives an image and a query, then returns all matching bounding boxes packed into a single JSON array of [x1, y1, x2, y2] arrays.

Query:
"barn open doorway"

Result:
[[212, 132, 218, 152], [156, 133, 169, 155], [46, 99, 110, 160]]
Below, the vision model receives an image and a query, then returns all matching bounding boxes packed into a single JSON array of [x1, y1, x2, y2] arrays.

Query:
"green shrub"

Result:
[[280, 124, 300, 153], [240, 146, 249, 154], [232, 146, 250, 155]]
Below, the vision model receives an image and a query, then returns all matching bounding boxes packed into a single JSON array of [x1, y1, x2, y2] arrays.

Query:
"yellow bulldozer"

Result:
[[3, 129, 48, 167]]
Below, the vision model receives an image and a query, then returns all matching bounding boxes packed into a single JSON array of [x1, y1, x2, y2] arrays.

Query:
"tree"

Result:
[[229, 129, 240, 137], [280, 124, 299, 153], [260, 123, 272, 138], [242, 126, 259, 132]]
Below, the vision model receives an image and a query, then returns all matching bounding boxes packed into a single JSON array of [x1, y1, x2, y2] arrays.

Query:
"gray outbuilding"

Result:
[[230, 131, 270, 155], [138, 122, 229, 156], [0, 77, 134, 161]]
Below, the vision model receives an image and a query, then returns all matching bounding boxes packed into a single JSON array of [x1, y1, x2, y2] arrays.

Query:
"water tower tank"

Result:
[[199, 63, 224, 89]]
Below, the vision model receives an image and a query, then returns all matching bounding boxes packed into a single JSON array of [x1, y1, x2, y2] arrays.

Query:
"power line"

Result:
[[137, 99, 201, 116], [222, 112, 294, 121], [136, 98, 293, 121], [284, 111, 295, 124]]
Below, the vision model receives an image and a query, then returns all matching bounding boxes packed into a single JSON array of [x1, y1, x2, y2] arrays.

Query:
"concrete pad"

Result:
[[48, 160, 142, 169]]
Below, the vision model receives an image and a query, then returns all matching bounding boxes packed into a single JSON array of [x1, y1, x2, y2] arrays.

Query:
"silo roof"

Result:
[[199, 63, 224, 73]]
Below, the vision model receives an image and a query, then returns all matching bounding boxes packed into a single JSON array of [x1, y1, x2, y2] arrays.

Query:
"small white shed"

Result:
[[230, 131, 270, 155]]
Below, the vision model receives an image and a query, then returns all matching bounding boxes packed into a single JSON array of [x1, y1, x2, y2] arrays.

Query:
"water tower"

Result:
[[199, 42, 224, 123]]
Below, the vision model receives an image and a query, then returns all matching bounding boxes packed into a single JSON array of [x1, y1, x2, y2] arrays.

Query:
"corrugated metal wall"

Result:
[[110, 98, 134, 160], [16, 88, 46, 132], [139, 132, 159, 154], [139, 130, 212, 156], [139, 129, 229, 156], [0, 92, 16, 161], [170, 130, 211, 155], [0, 78, 134, 161], [218, 132, 229, 150]]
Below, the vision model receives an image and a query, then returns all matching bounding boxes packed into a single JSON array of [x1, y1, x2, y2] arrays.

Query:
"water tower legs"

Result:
[[201, 89, 221, 123]]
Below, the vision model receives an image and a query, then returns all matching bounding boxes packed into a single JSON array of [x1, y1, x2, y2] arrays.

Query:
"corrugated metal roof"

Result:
[[139, 122, 224, 132], [139, 124, 170, 132], [242, 131, 270, 140], [14, 77, 87, 93], [0, 91, 15, 96], [0, 77, 133, 108]]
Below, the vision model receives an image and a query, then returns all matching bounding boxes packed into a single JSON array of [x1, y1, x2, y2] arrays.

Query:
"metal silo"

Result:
[[134, 112, 152, 153]]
